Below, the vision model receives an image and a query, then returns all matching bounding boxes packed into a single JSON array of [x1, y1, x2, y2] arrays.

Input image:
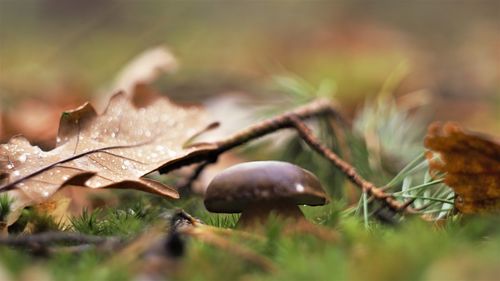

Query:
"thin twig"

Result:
[[158, 98, 346, 174], [212, 99, 347, 153], [0, 232, 121, 248], [160, 99, 414, 214], [286, 115, 417, 214], [161, 99, 344, 192], [168, 210, 274, 271], [176, 161, 213, 196], [171, 210, 264, 242], [399, 198, 417, 211]]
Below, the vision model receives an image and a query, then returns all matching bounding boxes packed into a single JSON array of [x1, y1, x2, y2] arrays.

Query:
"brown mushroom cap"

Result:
[[204, 161, 329, 213]]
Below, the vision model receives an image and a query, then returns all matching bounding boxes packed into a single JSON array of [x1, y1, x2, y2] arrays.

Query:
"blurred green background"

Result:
[[0, 0, 499, 129]]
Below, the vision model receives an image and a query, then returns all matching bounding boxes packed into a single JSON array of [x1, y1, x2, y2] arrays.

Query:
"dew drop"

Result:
[[18, 154, 28, 163], [167, 149, 176, 157]]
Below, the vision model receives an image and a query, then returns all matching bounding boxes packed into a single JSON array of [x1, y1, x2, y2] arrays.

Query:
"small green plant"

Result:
[[0, 194, 12, 222], [70, 208, 104, 235], [205, 214, 239, 229]]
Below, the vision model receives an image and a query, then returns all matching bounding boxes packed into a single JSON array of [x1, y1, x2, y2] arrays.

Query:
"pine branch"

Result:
[[286, 115, 417, 214]]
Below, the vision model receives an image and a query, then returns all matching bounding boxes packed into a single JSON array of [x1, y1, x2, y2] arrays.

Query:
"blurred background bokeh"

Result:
[[0, 3, 499, 279], [1, 0, 499, 143]]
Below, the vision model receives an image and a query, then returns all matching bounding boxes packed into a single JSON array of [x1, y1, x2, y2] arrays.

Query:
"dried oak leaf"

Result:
[[0, 92, 215, 224], [424, 122, 500, 214]]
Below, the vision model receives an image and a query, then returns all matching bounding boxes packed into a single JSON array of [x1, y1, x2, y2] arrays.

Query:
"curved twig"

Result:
[[287, 115, 417, 214], [158, 99, 346, 174], [160, 99, 414, 214]]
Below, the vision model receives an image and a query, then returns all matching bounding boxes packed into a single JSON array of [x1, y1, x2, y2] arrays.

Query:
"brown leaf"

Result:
[[96, 46, 178, 112], [424, 122, 500, 213], [112, 46, 178, 95], [0, 91, 215, 224]]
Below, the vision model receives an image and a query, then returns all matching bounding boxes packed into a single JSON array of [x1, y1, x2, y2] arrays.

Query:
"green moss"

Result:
[[1, 195, 500, 281], [0, 194, 12, 222]]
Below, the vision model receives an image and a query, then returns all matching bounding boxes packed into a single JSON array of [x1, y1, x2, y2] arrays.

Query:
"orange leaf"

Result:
[[424, 122, 500, 214]]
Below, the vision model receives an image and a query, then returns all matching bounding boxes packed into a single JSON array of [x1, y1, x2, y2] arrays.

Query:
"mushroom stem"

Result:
[[237, 200, 304, 228]]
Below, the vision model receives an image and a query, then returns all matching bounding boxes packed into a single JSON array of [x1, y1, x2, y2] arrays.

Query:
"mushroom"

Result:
[[204, 161, 329, 228]]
